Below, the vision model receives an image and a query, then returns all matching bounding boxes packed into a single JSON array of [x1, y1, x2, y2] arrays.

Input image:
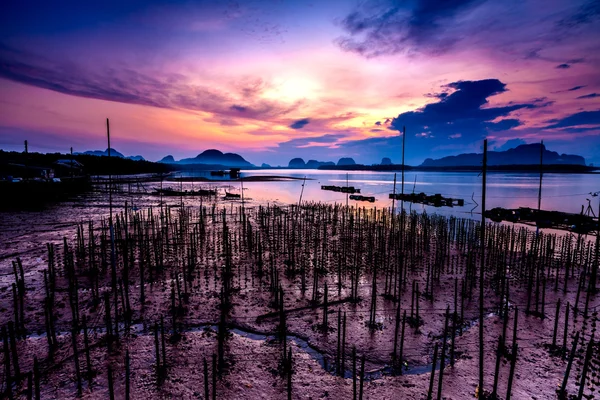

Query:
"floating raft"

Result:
[[224, 191, 241, 199], [389, 192, 464, 207], [485, 207, 599, 234], [321, 185, 361, 194], [153, 188, 217, 197], [349, 194, 375, 202]]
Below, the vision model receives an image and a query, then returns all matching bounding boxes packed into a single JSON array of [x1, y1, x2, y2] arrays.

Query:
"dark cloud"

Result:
[[277, 134, 345, 148], [375, 121, 382, 126], [289, 118, 310, 129], [568, 85, 586, 91], [336, 0, 599, 62], [558, 0, 600, 27], [544, 110, 600, 129], [556, 63, 570, 69], [336, 0, 484, 57], [0, 44, 300, 122], [576, 93, 599, 99], [230, 105, 247, 112], [388, 79, 540, 143]]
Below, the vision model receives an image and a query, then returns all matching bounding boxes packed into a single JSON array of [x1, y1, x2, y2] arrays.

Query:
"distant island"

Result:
[[421, 143, 585, 167], [76, 148, 146, 161], [163, 149, 254, 168], [3, 143, 597, 177], [288, 158, 336, 168], [319, 144, 596, 173]]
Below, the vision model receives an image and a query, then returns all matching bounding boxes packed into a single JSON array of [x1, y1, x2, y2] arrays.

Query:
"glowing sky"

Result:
[[1, 0, 599, 165]]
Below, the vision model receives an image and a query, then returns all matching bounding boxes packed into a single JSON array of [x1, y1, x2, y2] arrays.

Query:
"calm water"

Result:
[[208, 169, 600, 217]]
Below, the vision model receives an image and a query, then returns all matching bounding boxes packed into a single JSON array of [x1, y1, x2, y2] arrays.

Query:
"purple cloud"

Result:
[[0, 44, 300, 122], [289, 118, 310, 129]]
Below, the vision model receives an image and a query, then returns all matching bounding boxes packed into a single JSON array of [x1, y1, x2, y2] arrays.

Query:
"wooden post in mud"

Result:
[[34, 357, 40, 400], [576, 336, 594, 400], [71, 327, 82, 397], [336, 310, 342, 375], [287, 347, 293, 400], [341, 312, 347, 374], [506, 308, 519, 400], [352, 347, 357, 400], [27, 372, 32, 400], [107, 365, 115, 400], [8, 322, 20, 379], [203, 358, 209, 400], [479, 139, 487, 394], [436, 307, 450, 400], [82, 315, 93, 388], [359, 355, 365, 400], [558, 331, 580, 397], [552, 299, 561, 348], [491, 335, 503, 398], [562, 302, 570, 354], [3, 326, 13, 400], [427, 343, 439, 400], [212, 354, 217, 400], [399, 310, 406, 374], [125, 350, 131, 400], [323, 283, 328, 331], [160, 317, 167, 374], [154, 323, 161, 382], [392, 302, 401, 366]]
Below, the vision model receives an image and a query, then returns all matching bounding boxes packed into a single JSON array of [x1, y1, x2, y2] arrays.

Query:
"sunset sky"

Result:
[[1, 0, 599, 166]]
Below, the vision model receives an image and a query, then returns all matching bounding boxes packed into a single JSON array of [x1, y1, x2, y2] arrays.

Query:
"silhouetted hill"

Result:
[[337, 157, 356, 166], [159, 155, 175, 163], [287, 158, 335, 168], [421, 143, 586, 167], [78, 148, 125, 158], [306, 160, 335, 168], [288, 158, 306, 168], [178, 149, 253, 167], [77, 148, 145, 161], [381, 157, 392, 165]]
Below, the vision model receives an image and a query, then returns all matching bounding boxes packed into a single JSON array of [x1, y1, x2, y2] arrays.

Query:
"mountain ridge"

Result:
[[421, 143, 586, 167]]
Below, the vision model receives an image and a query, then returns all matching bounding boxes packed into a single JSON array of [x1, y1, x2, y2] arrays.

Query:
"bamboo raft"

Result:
[[152, 188, 217, 197], [224, 191, 241, 199], [321, 185, 361, 194], [389, 192, 464, 207], [485, 207, 599, 234], [349, 194, 375, 203]]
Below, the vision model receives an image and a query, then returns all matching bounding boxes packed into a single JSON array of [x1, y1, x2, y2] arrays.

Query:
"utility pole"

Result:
[[479, 139, 487, 395], [538, 140, 543, 211]]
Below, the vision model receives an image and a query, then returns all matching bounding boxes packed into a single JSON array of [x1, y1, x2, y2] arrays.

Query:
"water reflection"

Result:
[[213, 169, 600, 217]]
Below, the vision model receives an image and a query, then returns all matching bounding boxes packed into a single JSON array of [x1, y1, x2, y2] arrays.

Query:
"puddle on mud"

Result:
[[22, 317, 486, 381]]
